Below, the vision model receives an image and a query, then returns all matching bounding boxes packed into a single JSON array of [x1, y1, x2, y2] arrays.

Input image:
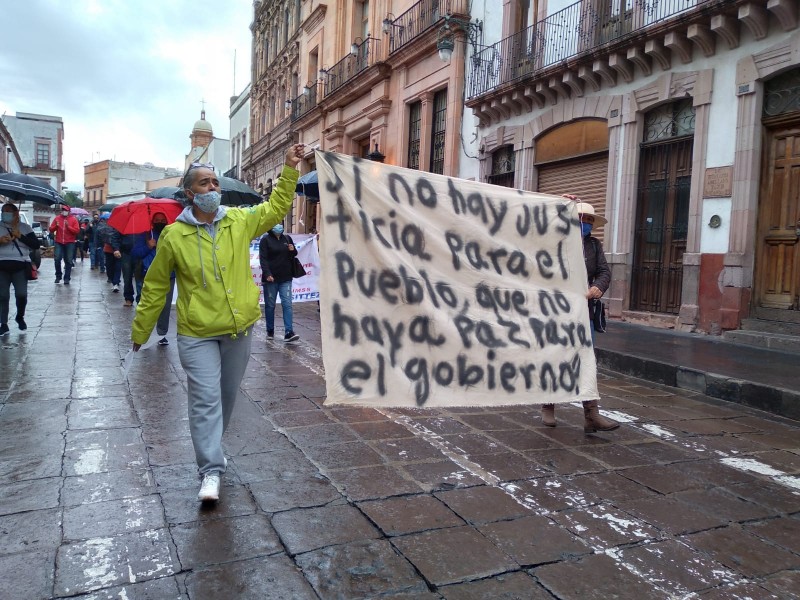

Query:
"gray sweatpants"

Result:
[[177, 327, 253, 476]]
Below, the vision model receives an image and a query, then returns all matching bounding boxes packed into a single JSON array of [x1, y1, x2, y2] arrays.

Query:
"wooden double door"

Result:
[[756, 122, 800, 313], [631, 137, 693, 314]]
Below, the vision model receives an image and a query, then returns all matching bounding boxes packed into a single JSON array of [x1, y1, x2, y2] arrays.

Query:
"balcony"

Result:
[[468, 0, 786, 102], [290, 84, 319, 122], [324, 37, 381, 97], [223, 165, 239, 180], [465, 0, 796, 124], [385, 0, 451, 54]]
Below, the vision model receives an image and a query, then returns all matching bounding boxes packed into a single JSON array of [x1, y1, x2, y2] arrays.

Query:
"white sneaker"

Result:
[[112, 284, 119, 292], [197, 473, 220, 502]]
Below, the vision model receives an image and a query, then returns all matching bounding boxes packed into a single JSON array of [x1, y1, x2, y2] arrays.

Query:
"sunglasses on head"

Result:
[[187, 162, 215, 173]]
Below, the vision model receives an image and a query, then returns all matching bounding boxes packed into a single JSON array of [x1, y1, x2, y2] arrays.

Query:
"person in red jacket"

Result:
[[48, 203, 80, 285]]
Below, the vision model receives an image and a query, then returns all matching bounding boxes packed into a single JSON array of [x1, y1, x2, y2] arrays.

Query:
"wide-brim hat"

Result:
[[575, 201, 607, 227]]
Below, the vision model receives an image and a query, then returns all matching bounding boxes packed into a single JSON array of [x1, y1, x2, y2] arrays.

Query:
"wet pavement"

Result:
[[595, 322, 800, 421], [1, 258, 799, 600]]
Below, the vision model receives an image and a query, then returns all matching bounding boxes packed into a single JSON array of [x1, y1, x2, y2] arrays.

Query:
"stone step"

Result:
[[740, 318, 800, 336], [753, 307, 800, 325], [723, 329, 800, 354]]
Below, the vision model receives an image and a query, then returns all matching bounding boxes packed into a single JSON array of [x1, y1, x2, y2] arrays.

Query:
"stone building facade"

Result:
[[243, 0, 483, 234], [466, 0, 800, 335]]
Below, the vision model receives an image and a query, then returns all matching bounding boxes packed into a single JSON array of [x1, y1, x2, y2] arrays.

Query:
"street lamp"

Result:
[[381, 13, 396, 35], [284, 99, 291, 110], [436, 14, 483, 63], [437, 37, 456, 62], [350, 36, 377, 56]]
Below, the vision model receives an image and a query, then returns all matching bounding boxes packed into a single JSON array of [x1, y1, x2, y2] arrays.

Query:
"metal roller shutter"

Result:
[[537, 153, 609, 243]]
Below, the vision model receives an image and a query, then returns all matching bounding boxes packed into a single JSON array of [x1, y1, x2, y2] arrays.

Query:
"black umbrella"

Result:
[[0, 173, 63, 205], [150, 180, 259, 206], [148, 186, 181, 200], [218, 176, 261, 205], [295, 170, 319, 200], [97, 202, 121, 212]]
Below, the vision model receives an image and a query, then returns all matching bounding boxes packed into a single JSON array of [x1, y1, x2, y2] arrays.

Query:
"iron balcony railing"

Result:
[[386, 0, 451, 54], [290, 84, 318, 122], [468, 0, 718, 99], [223, 165, 239, 180], [324, 37, 380, 96]]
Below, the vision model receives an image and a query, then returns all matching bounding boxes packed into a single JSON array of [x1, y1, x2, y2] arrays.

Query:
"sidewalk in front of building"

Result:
[[0, 258, 798, 599], [595, 321, 800, 421]]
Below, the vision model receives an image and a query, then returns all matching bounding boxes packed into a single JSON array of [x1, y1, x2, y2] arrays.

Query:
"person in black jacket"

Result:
[[98, 214, 122, 291], [540, 198, 619, 434], [259, 223, 299, 342], [120, 232, 143, 307], [87, 212, 105, 272]]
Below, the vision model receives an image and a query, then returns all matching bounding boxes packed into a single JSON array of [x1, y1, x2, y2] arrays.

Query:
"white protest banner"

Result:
[[249, 233, 321, 304], [317, 152, 599, 409]]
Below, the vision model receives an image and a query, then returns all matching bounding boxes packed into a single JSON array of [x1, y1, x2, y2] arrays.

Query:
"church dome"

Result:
[[192, 110, 213, 135]]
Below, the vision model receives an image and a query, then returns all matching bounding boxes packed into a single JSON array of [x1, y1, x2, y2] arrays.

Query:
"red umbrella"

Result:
[[107, 197, 184, 235]]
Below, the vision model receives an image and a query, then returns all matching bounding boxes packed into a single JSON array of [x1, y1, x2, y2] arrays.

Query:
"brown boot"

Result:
[[583, 400, 619, 433], [541, 404, 556, 427]]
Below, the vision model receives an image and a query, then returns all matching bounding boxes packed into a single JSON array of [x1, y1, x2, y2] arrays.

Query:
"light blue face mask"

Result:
[[1, 213, 13, 224], [271, 224, 284, 235], [193, 190, 221, 213], [581, 222, 593, 237]]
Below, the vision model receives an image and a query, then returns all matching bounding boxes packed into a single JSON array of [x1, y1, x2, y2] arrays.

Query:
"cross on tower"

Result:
[[200, 98, 206, 119]]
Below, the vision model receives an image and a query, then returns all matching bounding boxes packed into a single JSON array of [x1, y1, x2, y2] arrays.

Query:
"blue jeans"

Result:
[[53, 243, 75, 282], [93, 245, 106, 271], [263, 281, 293, 332]]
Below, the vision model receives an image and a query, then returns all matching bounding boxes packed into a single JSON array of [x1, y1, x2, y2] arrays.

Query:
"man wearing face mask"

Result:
[[259, 222, 299, 342], [130, 144, 303, 503], [539, 197, 619, 434], [131, 212, 173, 344], [48, 203, 80, 284]]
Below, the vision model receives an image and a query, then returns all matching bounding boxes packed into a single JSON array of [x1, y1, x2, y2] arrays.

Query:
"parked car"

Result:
[[30, 222, 50, 246]]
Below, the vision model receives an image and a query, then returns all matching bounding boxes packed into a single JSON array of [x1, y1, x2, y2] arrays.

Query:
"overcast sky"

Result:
[[0, 0, 253, 191]]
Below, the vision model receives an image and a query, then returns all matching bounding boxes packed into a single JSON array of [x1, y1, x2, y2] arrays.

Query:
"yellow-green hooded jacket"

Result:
[[131, 165, 299, 344]]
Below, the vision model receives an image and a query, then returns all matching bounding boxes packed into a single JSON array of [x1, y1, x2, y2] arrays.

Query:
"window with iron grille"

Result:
[[407, 101, 421, 170], [36, 142, 50, 167], [643, 98, 695, 142], [488, 145, 516, 187], [763, 68, 800, 117], [429, 89, 447, 174]]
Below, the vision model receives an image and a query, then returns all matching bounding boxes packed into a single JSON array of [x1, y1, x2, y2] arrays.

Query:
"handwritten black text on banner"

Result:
[[317, 152, 598, 408]]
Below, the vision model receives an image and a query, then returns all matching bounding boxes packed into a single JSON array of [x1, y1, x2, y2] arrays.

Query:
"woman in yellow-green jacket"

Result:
[[131, 144, 304, 503]]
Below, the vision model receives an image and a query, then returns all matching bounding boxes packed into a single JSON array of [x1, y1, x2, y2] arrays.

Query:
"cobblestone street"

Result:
[[1, 259, 798, 599]]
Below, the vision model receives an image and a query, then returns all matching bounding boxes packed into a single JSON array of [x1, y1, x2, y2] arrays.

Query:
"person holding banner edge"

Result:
[[130, 144, 304, 503], [541, 196, 620, 433]]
